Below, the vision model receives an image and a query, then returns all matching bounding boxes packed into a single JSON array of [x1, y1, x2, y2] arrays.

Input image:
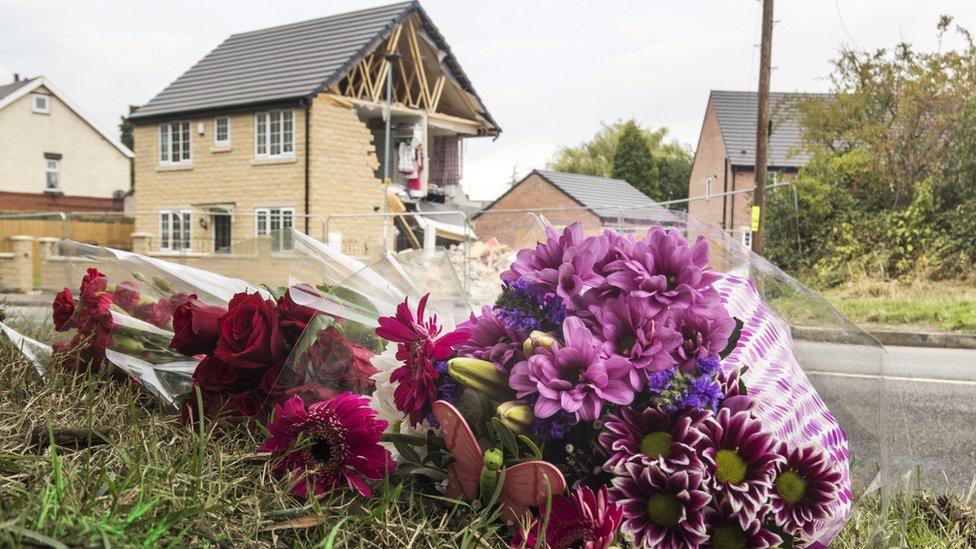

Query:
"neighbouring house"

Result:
[[687, 90, 827, 248], [128, 1, 499, 257], [472, 170, 662, 246], [0, 75, 133, 212]]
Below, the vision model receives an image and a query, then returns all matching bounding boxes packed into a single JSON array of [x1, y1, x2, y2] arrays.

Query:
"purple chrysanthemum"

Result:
[[509, 317, 634, 422], [610, 461, 711, 548], [704, 495, 783, 549], [501, 222, 610, 300], [701, 408, 784, 528], [455, 306, 526, 371], [589, 295, 682, 388], [768, 443, 844, 538], [602, 227, 722, 316], [598, 406, 707, 474], [671, 309, 736, 372]]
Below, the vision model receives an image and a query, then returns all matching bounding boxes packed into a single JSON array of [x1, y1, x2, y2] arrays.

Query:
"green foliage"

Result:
[[548, 119, 692, 203], [611, 121, 661, 200], [767, 17, 976, 284]]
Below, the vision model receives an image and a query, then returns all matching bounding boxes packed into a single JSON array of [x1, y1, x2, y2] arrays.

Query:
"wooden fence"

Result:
[[0, 216, 134, 282]]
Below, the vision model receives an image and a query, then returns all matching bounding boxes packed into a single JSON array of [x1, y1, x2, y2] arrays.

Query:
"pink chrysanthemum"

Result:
[[701, 408, 783, 529], [598, 406, 707, 475], [375, 294, 470, 426], [768, 443, 843, 538], [704, 494, 783, 549], [259, 393, 395, 498], [610, 461, 711, 548], [511, 486, 622, 549]]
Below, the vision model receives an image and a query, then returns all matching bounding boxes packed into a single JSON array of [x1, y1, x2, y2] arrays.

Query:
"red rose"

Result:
[[301, 326, 376, 393], [52, 288, 76, 331], [112, 281, 141, 313], [192, 355, 240, 392], [214, 292, 285, 369], [170, 295, 227, 356], [228, 392, 264, 417], [277, 283, 322, 343], [133, 302, 171, 329], [274, 383, 339, 406]]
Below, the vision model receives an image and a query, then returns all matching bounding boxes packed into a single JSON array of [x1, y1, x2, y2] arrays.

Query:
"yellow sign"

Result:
[[751, 205, 761, 232]]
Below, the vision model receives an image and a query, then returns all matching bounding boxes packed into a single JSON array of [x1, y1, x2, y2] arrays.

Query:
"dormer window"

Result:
[[32, 94, 50, 114]]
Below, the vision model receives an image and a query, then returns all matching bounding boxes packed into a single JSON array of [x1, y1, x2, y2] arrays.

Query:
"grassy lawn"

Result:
[[1, 344, 974, 547], [776, 279, 976, 334]]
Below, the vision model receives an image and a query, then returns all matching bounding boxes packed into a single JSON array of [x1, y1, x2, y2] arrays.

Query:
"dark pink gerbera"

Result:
[[701, 408, 783, 529], [259, 393, 395, 499], [610, 461, 711, 548], [511, 485, 622, 549], [598, 406, 707, 475], [704, 494, 783, 549], [375, 294, 469, 426], [768, 443, 843, 538]]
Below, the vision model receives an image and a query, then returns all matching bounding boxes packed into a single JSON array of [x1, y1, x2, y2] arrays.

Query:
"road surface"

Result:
[[796, 340, 976, 494]]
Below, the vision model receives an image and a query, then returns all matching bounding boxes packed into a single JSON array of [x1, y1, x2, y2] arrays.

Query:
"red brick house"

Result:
[[687, 91, 827, 247]]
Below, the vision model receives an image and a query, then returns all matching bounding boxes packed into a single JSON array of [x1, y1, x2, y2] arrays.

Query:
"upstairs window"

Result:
[[159, 210, 192, 251], [741, 228, 753, 249], [159, 122, 191, 165], [44, 153, 61, 191], [255, 207, 295, 251], [254, 110, 294, 158], [214, 117, 230, 147], [32, 94, 50, 114]]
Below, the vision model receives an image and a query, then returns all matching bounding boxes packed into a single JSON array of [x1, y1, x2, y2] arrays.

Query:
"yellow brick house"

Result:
[[129, 1, 499, 257]]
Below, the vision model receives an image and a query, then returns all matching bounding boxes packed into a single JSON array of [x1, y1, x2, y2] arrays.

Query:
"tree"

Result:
[[548, 119, 691, 203], [611, 121, 660, 199], [766, 16, 976, 282]]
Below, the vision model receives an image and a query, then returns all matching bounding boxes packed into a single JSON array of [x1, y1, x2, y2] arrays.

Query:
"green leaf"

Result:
[[489, 418, 520, 460], [719, 317, 745, 359], [517, 435, 543, 460], [392, 439, 422, 465]]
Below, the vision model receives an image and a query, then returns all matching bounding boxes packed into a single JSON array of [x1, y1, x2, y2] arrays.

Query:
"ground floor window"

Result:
[[255, 207, 294, 251], [160, 210, 192, 251]]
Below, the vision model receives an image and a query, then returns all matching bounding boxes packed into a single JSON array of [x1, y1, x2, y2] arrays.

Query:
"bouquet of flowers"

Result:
[[367, 222, 851, 548]]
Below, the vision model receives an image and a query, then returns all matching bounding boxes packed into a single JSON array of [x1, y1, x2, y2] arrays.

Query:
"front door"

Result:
[[212, 212, 232, 252]]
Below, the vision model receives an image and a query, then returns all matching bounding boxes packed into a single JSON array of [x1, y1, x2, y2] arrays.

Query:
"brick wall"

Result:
[[473, 173, 601, 247], [688, 99, 729, 230], [132, 109, 307, 251], [308, 94, 386, 257], [0, 190, 122, 212]]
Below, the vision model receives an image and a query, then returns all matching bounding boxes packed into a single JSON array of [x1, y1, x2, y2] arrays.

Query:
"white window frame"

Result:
[[254, 110, 295, 159], [213, 116, 230, 148], [741, 227, 753, 249], [254, 207, 295, 251], [705, 177, 713, 198], [158, 121, 192, 166], [158, 210, 193, 251], [32, 93, 50, 114], [44, 157, 60, 191]]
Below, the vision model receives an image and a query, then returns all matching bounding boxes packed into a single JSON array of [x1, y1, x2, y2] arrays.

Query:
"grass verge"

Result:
[[1, 342, 974, 547]]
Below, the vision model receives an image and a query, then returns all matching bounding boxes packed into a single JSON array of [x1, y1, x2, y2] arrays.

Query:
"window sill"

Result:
[[211, 145, 232, 153], [157, 163, 193, 172], [153, 250, 205, 257], [251, 155, 297, 166], [44, 190, 63, 196]]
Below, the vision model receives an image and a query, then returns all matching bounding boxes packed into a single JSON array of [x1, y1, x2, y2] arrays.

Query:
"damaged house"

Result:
[[129, 1, 499, 256]]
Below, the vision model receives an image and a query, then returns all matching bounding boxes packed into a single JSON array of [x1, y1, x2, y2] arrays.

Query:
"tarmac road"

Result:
[[795, 340, 976, 494]]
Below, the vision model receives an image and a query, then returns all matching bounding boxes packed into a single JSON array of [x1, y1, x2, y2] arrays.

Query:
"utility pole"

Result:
[[752, 0, 774, 254]]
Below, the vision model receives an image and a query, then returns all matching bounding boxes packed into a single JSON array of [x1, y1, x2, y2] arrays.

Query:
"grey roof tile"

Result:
[[535, 170, 661, 221], [130, 1, 497, 131], [0, 77, 38, 102], [711, 90, 831, 168]]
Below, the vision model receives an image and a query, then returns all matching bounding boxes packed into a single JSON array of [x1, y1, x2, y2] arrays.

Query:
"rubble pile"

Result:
[[447, 237, 515, 307]]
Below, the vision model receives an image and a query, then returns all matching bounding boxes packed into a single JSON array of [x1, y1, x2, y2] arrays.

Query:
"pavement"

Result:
[[796, 340, 976, 494]]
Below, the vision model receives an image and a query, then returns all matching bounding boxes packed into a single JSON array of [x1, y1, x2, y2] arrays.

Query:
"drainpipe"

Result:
[[304, 99, 311, 235], [729, 167, 736, 230], [721, 158, 729, 230]]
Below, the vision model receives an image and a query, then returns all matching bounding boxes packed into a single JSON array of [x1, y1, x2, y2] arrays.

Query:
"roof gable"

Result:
[[477, 170, 661, 221], [130, 1, 497, 131], [0, 76, 134, 158], [710, 90, 830, 168]]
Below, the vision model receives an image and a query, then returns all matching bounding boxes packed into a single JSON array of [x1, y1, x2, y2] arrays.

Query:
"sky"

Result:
[[3, 0, 975, 201]]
